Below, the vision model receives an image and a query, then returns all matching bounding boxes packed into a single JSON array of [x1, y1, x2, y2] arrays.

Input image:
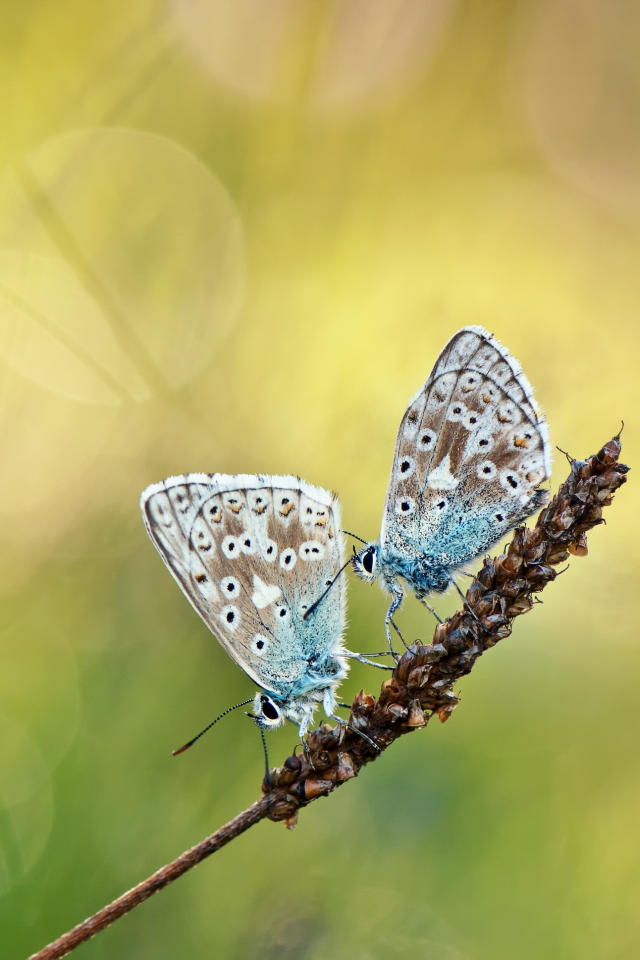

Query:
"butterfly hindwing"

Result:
[[142, 474, 345, 700], [381, 326, 552, 567]]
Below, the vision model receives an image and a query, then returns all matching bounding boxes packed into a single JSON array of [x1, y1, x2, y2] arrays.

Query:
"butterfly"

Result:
[[141, 473, 374, 739], [351, 325, 553, 649]]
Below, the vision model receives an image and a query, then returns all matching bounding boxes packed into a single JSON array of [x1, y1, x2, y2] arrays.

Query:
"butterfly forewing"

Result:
[[142, 474, 345, 699], [381, 326, 552, 565]]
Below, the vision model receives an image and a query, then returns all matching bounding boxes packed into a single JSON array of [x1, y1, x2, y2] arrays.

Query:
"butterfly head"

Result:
[[253, 693, 285, 730], [352, 542, 380, 584]]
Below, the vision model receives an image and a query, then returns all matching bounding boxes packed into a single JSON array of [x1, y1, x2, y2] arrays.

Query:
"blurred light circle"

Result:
[[170, 0, 454, 110], [521, 0, 640, 216], [0, 716, 53, 895], [0, 359, 118, 523], [0, 716, 49, 808], [0, 128, 245, 403], [0, 252, 145, 404]]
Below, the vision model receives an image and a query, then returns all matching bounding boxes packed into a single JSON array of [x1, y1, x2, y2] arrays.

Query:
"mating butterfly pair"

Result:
[[141, 327, 552, 739]]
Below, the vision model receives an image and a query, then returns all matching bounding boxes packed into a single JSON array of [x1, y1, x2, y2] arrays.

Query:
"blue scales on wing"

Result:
[[141, 473, 348, 735], [353, 326, 553, 647]]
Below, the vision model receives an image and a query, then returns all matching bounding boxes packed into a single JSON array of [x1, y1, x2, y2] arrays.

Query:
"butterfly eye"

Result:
[[260, 696, 281, 722], [362, 549, 376, 575]]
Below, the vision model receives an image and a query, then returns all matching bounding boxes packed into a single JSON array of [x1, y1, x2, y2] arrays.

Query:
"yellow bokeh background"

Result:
[[1, 2, 638, 958]]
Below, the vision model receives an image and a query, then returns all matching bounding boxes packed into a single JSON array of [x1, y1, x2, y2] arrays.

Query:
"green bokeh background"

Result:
[[1, 2, 638, 958]]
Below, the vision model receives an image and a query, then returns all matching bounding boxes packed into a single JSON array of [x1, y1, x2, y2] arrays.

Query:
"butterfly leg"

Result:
[[389, 618, 411, 651], [452, 579, 484, 629], [384, 583, 405, 658], [302, 738, 316, 771], [343, 650, 394, 671], [418, 597, 444, 624], [329, 714, 380, 753]]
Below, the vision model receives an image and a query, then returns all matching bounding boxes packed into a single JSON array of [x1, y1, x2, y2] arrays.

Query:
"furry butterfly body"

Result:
[[141, 473, 350, 735], [352, 326, 553, 645]]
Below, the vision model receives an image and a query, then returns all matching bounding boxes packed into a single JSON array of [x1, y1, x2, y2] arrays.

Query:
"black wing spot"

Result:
[[496, 513, 504, 522], [226, 611, 235, 623], [421, 434, 432, 445], [400, 460, 411, 473], [256, 639, 265, 650], [479, 439, 489, 447], [195, 573, 207, 583], [507, 475, 518, 489], [401, 501, 410, 512]]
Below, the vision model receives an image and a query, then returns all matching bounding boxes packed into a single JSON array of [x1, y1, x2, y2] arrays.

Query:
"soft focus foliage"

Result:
[[0, 2, 638, 958]]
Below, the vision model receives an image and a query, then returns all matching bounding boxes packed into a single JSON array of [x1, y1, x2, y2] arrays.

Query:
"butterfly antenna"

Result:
[[303, 557, 351, 621], [172, 699, 254, 756], [341, 529, 368, 545]]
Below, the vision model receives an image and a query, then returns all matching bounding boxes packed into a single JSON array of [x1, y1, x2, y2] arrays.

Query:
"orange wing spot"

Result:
[[514, 437, 530, 448], [280, 503, 295, 516], [227, 502, 243, 514], [208, 506, 222, 523], [327, 526, 334, 538], [194, 573, 207, 583], [315, 517, 327, 527], [253, 503, 268, 515], [481, 392, 492, 404], [498, 413, 513, 423]]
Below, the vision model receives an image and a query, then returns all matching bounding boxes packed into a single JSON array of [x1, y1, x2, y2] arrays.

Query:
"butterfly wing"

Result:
[[381, 326, 552, 569], [141, 474, 346, 699]]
